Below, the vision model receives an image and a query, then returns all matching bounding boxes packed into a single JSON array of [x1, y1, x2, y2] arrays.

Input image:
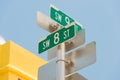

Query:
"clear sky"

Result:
[[0, 0, 120, 80]]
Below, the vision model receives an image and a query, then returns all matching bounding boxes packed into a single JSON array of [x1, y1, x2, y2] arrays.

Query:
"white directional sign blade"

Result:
[[48, 29, 85, 60], [65, 41, 96, 74], [38, 72, 87, 80], [38, 60, 56, 80], [38, 41, 96, 80], [66, 73, 87, 80], [37, 11, 60, 32]]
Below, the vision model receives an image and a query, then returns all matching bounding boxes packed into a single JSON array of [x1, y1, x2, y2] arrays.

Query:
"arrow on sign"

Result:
[[38, 41, 96, 80]]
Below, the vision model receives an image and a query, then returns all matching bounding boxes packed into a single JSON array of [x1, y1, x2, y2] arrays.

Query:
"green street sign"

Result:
[[39, 24, 75, 53], [50, 5, 74, 26], [50, 5, 83, 32]]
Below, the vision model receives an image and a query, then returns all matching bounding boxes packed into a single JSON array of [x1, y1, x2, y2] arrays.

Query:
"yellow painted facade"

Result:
[[0, 41, 47, 80]]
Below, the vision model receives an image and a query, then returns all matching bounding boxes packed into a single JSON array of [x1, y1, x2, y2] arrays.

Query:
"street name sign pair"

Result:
[[38, 5, 84, 54]]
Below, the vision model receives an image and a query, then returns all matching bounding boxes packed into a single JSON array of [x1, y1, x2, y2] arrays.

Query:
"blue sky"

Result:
[[0, 0, 120, 80]]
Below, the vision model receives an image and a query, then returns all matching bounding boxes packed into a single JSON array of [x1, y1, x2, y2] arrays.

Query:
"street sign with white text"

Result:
[[38, 24, 75, 53], [50, 5, 74, 26], [50, 4, 83, 32]]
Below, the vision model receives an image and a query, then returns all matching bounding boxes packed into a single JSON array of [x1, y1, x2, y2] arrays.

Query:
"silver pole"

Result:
[[56, 43, 65, 80]]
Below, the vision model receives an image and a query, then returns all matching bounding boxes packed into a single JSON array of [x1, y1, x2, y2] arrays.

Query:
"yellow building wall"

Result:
[[0, 41, 47, 80]]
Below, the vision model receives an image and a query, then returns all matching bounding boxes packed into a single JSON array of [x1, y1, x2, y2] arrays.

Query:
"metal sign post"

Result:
[[56, 43, 65, 80]]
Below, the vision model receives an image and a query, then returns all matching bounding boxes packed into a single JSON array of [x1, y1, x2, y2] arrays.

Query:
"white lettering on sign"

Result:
[[54, 12, 71, 25], [54, 32, 60, 44], [65, 17, 70, 24], [55, 12, 62, 22], [64, 29, 70, 39], [43, 39, 50, 50]]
